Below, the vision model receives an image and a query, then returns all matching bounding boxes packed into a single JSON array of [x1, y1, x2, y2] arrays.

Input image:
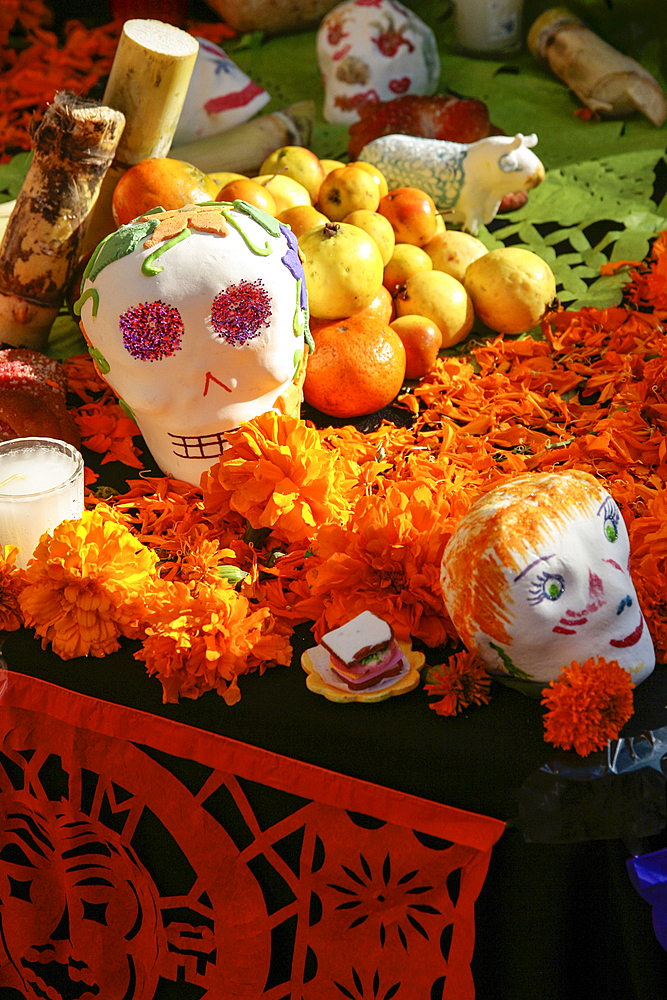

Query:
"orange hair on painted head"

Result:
[[441, 470, 607, 647]]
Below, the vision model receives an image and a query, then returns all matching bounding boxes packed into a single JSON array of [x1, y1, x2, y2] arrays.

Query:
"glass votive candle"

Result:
[[453, 0, 524, 57], [0, 437, 84, 569]]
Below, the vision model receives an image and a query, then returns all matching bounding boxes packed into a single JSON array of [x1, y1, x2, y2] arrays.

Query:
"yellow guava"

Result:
[[463, 247, 557, 335], [299, 221, 384, 319]]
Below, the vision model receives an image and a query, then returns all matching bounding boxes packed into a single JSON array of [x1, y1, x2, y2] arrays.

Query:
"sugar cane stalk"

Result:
[[0, 93, 125, 350], [83, 19, 199, 253], [168, 100, 316, 176]]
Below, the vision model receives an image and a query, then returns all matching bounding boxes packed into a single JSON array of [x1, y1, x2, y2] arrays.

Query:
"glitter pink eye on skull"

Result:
[[119, 299, 185, 361], [211, 279, 272, 346]]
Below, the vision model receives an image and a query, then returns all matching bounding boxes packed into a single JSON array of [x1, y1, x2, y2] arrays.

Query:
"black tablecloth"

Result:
[[6, 623, 667, 999]]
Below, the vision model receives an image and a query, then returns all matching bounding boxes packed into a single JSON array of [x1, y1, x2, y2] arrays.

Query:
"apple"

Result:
[[252, 173, 311, 214], [390, 314, 443, 379], [277, 204, 329, 237], [320, 158, 346, 175], [208, 170, 246, 189], [260, 145, 326, 203], [424, 230, 488, 284], [351, 160, 389, 199], [216, 178, 277, 215], [383, 243, 432, 296], [317, 165, 380, 221], [298, 220, 384, 319], [378, 187, 438, 247], [394, 270, 474, 348], [342, 209, 395, 266]]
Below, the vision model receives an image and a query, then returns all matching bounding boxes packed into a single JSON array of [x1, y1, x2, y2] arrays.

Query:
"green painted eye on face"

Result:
[[601, 496, 620, 543], [605, 518, 618, 542], [545, 576, 564, 600]]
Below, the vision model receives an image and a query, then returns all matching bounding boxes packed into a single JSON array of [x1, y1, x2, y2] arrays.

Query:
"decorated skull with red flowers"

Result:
[[76, 202, 309, 486], [317, 0, 440, 125]]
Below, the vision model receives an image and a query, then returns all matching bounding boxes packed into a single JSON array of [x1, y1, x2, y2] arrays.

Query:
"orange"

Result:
[[303, 314, 406, 417], [112, 157, 219, 226]]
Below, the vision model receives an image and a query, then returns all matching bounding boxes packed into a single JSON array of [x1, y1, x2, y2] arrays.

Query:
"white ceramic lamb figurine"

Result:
[[358, 132, 545, 234]]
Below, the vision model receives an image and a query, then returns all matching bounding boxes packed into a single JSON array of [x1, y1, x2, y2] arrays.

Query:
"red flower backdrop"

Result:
[[0, 670, 504, 1000], [0, 2, 236, 162]]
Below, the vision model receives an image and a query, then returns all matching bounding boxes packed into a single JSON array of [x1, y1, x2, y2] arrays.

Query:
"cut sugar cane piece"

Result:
[[169, 101, 315, 176], [104, 20, 199, 165], [0, 93, 125, 350], [83, 19, 199, 253], [528, 8, 667, 126]]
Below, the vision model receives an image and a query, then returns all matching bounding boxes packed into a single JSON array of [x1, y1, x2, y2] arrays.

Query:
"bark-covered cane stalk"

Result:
[[0, 92, 125, 350]]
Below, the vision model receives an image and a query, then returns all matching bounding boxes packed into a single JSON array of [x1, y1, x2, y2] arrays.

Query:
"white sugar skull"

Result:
[[172, 37, 270, 146], [317, 0, 440, 125], [441, 470, 655, 686], [76, 203, 309, 486]]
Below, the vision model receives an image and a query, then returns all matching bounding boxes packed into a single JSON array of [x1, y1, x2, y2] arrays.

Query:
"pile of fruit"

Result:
[[109, 146, 558, 419]]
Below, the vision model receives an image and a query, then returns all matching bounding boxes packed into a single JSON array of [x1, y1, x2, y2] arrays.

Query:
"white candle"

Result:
[[453, 0, 523, 56], [0, 437, 84, 568]]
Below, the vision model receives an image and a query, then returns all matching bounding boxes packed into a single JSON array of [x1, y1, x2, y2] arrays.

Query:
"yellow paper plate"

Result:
[[301, 640, 426, 703]]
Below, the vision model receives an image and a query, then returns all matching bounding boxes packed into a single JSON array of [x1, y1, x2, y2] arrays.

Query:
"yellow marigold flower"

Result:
[[19, 505, 160, 659], [135, 577, 292, 704], [0, 545, 25, 631], [542, 657, 634, 757], [201, 411, 358, 546]]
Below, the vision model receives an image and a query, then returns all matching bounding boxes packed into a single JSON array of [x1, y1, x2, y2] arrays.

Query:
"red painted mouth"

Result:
[[610, 617, 643, 648]]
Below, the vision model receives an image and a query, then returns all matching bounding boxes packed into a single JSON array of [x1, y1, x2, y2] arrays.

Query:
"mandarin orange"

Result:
[[303, 314, 406, 417], [112, 157, 219, 226]]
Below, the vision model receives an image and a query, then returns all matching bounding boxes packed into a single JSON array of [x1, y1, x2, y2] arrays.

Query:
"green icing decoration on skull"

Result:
[[119, 397, 137, 422], [85, 216, 161, 283], [233, 199, 282, 239], [88, 345, 110, 374]]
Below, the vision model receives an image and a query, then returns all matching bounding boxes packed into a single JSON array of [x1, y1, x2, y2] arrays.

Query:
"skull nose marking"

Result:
[[204, 371, 232, 395]]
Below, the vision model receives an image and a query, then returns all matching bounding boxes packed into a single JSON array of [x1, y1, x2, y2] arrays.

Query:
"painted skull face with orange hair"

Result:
[[441, 470, 655, 686]]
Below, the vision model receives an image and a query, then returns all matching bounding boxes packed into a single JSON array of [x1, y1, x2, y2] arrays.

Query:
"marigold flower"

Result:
[[135, 577, 292, 704], [424, 649, 491, 716], [542, 657, 634, 757], [201, 411, 358, 546], [73, 400, 143, 468], [0, 546, 25, 631], [19, 505, 160, 659], [629, 487, 667, 661], [300, 478, 471, 647]]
